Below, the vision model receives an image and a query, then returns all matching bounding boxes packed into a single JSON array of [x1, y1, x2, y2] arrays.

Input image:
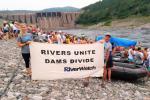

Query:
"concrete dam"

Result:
[[1, 12, 80, 30]]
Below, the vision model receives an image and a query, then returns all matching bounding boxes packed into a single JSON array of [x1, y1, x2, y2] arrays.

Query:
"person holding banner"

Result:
[[17, 25, 33, 76], [99, 34, 113, 86]]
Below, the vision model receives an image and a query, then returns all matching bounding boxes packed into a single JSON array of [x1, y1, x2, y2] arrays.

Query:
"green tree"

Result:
[[76, 0, 150, 25]]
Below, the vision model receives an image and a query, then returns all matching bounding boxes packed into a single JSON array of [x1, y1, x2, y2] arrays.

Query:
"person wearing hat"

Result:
[[17, 25, 33, 76], [99, 34, 113, 86]]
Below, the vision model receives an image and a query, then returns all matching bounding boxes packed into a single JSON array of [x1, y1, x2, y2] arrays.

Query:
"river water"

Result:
[[62, 28, 150, 47]]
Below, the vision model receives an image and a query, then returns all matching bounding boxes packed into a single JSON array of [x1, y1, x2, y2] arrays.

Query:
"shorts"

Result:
[[128, 58, 134, 63], [105, 55, 113, 68], [13, 30, 17, 34], [13, 30, 20, 34], [147, 67, 150, 71], [3, 30, 9, 33]]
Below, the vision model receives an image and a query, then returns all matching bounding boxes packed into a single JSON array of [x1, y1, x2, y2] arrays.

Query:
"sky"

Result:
[[0, 0, 100, 11]]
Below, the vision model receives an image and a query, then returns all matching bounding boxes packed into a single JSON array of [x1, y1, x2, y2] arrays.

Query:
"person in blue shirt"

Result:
[[17, 26, 33, 76], [99, 34, 113, 87]]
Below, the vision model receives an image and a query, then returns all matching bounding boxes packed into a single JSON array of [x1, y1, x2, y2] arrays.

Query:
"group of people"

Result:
[[128, 46, 150, 71], [0, 21, 20, 40], [15, 22, 114, 87], [1, 20, 149, 87], [35, 31, 94, 44], [16, 23, 96, 74]]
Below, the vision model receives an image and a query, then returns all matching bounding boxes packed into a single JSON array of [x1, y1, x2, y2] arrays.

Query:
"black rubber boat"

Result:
[[111, 62, 147, 80], [113, 57, 129, 63]]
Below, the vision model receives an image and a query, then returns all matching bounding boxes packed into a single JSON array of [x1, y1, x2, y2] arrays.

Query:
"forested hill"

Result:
[[76, 0, 150, 25]]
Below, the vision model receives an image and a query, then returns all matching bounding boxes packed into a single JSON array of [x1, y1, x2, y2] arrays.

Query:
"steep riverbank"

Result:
[[77, 16, 150, 30], [0, 39, 150, 100]]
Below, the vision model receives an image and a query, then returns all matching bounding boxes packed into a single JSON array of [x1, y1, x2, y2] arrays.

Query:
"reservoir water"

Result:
[[62, 28, 150, 47]]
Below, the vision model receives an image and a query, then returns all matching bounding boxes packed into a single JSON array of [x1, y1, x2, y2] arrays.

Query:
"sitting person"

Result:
[[142, 48, 149, 67], [143, 48, 148, 60], [128, 46, 135, 63], [146, 51, 150, 77], [134, 47, 144, 65], [147, 50, 150, 71]]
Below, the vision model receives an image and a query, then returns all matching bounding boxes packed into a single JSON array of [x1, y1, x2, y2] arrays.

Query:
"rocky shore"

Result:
[[0, 39, 150, 100]]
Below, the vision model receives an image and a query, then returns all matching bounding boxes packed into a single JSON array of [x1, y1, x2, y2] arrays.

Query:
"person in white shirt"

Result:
[[128, 46, 135, 63], [134, 47, 144, 65], [12, 22, 18, 31], [41, 32, 47, 42], [12, 22, 19, 37], [56, 32, 62, 44], [3, 22, 9, 40], [60, 32, 66, 43]]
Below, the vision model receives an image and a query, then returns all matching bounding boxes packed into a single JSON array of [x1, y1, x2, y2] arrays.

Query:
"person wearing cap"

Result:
[[17, 25, 33, 76], [99, 34, 113, 86]]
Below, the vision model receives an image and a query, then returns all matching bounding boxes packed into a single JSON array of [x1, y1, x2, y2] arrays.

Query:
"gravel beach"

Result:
[[0, 39, 150, 100]]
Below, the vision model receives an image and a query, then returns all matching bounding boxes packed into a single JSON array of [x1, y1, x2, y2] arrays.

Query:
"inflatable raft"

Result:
[[111, 62, 147, 80], [96, 35, 147, 80]]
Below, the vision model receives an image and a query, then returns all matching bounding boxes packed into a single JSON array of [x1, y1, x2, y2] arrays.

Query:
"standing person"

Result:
[[41, 32, 47, 42], [2, 22, 9, 40], [60, 32, 66, 43], [72, 36, 78, 44], [48, 35, 53, 44], [32, 26, 38, 39], [80, 37, 87, 44], [51, 32, 58, 44], [17, 25, 33, 76], [99, 34, 113, 86], [12, 21, 19, 38], [56, 32, 62, 44], [0, 27, 4, 40], [65, 35, 71, 44]]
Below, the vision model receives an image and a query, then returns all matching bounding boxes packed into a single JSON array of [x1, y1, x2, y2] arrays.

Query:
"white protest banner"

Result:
[[30, 42, 104, 80]]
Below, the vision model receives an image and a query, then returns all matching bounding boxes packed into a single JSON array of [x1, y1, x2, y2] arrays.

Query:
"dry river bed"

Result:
[[0, 39, 150, 100]]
